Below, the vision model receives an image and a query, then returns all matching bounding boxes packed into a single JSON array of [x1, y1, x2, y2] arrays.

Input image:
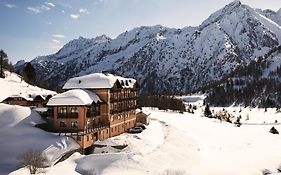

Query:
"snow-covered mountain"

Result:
[[205, 45, 281, 107], [256, 8, 281, 26], [15, 1, 281, 94]]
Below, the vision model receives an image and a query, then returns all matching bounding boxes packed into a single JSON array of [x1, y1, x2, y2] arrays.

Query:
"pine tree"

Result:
[[0, 49, 8, 78], [22, 62, 36, 85], [204, 104, 212, 118]]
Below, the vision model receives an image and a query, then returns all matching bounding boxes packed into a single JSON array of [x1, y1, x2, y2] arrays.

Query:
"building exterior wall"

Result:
[[49, 80, 137, 151], [98, 128, 110, 141], [3, 99, 30, 106], [110, 122, 125, 137], [136, 112, 149, 125], [32, 100, 46, 107], [53, 106, 86, 132], [92, 89, 110, 103], [125, 117, 136, 131], [3, 97, 48, 108], [70, 132, 97, 149]]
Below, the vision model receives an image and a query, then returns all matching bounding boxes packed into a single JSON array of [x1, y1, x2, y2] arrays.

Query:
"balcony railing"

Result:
[[124, 96, 137, 100], [110, 109, 121, 114], [57, 113, 78, 118], [86, 111, 100, 118], [110, 106, 136, 114], [110, 96, 137, 102], [85, 122, 110, 133], [110, 89, 121, 93]]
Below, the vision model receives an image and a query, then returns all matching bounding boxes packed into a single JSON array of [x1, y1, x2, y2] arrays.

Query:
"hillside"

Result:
[[0, 71, 56, 103], [14, 1, 281, 95], [0, 72, 78, 174], [205, 45, 281, 107]]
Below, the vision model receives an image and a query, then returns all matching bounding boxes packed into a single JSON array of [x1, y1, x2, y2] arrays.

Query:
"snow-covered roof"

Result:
[[47, 89, 102, 106], [4, 94, 34, 101], [3, 94, 53, 102], [63, 73, 137, 90]]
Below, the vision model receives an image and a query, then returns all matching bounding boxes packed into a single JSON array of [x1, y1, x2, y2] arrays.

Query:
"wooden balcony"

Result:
[[110, 106, 136, 114], [110, 96, 137, 103], [85, 122, 110, 133], [57, 113, 78, 118], [110, 89, 121, 93], [86, 111, 100, 118]]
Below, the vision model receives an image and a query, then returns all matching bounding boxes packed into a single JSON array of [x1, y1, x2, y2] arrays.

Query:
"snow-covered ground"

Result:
[[0, 71, 56, 102], [0, 104, 79, 175], [179, 94, 206, 106], [0, 72, 79, 174], [10, 104, 281, 175]]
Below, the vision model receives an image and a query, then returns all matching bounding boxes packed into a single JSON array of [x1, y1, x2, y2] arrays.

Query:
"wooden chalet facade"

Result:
[[2, 94, 53, 107], [47, 73, 138, 151]]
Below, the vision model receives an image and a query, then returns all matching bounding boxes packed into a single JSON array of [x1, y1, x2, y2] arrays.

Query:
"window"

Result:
[[59, 107, 67, 114], [77, 136, 81, 141], [71, 121, 78, 127], [111, 128, 113, 132], [87, 136, 89, 141], [71, 107, 78, 113], [106, 129, 108, 134], [60, 121, 67, 127]]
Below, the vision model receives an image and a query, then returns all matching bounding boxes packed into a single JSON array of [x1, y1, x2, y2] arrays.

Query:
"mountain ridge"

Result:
[[14, 1, 281, 97]]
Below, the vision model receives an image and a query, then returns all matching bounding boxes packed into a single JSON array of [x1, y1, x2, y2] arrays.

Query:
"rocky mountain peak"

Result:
[[277, 8, 281, 16], [14, 2, 281, 95], [200, 0, 244, 29]]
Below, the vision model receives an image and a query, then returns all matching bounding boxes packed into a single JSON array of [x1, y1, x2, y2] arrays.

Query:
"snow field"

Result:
[[8, 100, 281, 175], [0, 104, 79, 175], [0, 72, 56, 102]]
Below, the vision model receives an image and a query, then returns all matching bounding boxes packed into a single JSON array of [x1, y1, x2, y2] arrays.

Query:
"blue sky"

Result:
[[1, 0, 281, 63]]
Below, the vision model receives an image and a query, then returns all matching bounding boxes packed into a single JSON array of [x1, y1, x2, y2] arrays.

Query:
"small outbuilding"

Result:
[[136, 110, 150, 125], [2, 94, 55, 107]]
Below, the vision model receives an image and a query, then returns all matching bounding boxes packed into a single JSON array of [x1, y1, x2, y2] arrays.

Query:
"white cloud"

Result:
[[27, 4, 54, 14], [45, 21, 52, 25], [3, 3, 16, 8], [52, 39, 60, 43], [27, 7, 41, 14], [41, 5, 51, 11], [45, 2, 55, 7], [61, 10, 65, 13], [79, 8, 90, 14], [49, 42, 62, 50], [70, 14, 80, 19], [52, 34, 65, 38]]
